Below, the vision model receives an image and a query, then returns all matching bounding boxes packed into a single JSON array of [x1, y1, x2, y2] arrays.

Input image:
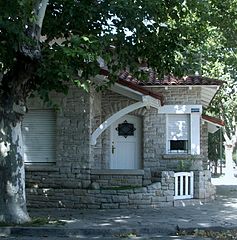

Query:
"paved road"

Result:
[[1, 183, 237, 239], [0, 236, 212, 240]]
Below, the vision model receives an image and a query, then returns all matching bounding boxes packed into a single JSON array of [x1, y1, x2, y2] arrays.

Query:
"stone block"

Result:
[[117, 189, 134, 194], [134, 187, 147, 193], [87, 189, 101, 194], [74, 203, 88, 208], [112, 196, 129, 203], [120, 204, 138, 209], [101, 203, 119, 209], [147, 182, 161, 190], [151, 196, 166, 202], [128, 194, 143, 200], [61, 189, 73, 195], [101, 190, 117, 194], [155, 190, 163, 196], [129, 199, 151, 205], [137, 204, 152, 209], [161, 186, 168, 190], [142, 193, 153, 201], [166, 196, 174, 201], [90, 182, 100, 190], [163, 190, 174, 196], [168, 183, 175, 190], [82, 181, 91, 188], [73, 189, 87, 196], [95, 197, 112, 203], [80, 196, 96, 204]]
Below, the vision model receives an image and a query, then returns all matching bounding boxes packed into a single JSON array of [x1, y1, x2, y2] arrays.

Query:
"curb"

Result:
[[1, 225, 235, 238], [179, 226, 237, 233], [0, 225, 177, 238]]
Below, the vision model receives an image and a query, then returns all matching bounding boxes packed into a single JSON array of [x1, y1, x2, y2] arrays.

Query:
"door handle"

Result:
[[112, 144, 116, 154]]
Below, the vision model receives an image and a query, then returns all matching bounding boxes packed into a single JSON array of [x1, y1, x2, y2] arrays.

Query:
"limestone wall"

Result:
[[26, 171, 214, 209], [25, 85, 215, 208], [90, 170, 144, 188], [27, 171, 175, 209], [25, 85, 92, 189], [146, 86, 202, 105]]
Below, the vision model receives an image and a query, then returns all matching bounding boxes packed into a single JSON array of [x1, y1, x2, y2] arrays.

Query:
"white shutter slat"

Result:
[[22, 110, 56, 163]]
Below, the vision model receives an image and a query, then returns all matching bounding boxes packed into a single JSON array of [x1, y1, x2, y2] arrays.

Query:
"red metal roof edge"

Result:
[[202, 114, 224, 127], [117, 79, 164, 106]]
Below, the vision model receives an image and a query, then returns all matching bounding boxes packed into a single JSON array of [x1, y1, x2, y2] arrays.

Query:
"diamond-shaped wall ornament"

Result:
[[116, 120, 136, 138]]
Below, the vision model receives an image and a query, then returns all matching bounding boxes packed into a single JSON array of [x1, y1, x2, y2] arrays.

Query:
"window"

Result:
[[22, 109, 56, 163], [116, 120, 136, 138], [167, 114, 190, 153]]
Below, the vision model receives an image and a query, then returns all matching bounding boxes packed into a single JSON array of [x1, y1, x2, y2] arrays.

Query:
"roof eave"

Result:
[[117, 79, 164, 105]]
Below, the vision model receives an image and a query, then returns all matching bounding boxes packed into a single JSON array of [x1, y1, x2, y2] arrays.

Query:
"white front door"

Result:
[[111, 115, 142, 169]]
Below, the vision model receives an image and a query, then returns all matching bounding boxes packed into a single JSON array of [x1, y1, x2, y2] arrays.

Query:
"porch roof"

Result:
[[117, 79, 164, 105], [99, 68, 224, 108], [202, 114, 224, 133], [117, 71, 224, 108]]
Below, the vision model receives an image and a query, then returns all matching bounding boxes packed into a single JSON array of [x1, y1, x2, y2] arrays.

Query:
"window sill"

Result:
[[25, 164, 59, 172], [91, 169, 144, 176], [162, 154, 203, 160], [162, 154, 191, 160]]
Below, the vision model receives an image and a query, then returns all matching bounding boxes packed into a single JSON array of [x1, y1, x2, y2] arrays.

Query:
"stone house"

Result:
[[24, 73, 224, 209]]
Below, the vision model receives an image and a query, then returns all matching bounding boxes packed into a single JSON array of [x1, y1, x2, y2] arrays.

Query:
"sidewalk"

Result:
[[1, 179, 237, 239]]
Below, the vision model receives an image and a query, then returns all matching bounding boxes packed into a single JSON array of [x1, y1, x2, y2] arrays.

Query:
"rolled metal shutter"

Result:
[[22, 109, 56, 163], [168, 114, 189, 140]]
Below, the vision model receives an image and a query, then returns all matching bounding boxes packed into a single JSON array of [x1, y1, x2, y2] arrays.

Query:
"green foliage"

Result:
[[208, 130, 224, 162], [176, 159, 192, 172], [1, 0, 237, 102], [178, 228, 237, 239], [207, 72, 237, 141]]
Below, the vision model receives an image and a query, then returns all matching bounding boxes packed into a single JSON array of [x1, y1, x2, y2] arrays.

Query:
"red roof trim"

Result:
[[202, 114, 224, 127], [117, 79, 164, 106], [118, 71, 225, 86]]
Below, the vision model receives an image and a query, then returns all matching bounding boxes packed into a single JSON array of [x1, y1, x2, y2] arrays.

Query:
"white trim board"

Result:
[[159, 105, 202, 114], [91, 96, 160, 145]]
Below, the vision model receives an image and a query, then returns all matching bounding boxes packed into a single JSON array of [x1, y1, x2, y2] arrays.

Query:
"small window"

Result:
[[116, 120, 136, 138], [22, 109, 56, 164], [167, 114, 190, 154], [170, 140, 188, 153]]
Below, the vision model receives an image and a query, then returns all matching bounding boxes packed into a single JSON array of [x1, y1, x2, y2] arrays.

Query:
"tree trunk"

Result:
[[0, 107, 30, 224], [224, 144, 235, 178], [0, 0, 49, 224]]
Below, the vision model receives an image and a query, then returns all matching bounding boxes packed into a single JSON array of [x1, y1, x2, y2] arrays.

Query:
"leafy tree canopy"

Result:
[[1, 0, 237, 103]]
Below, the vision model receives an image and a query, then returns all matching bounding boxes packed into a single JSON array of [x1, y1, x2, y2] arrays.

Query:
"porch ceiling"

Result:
[[110, 82, 144, 101], [112, 79, 164, 105], [201, 86, 220, 108]]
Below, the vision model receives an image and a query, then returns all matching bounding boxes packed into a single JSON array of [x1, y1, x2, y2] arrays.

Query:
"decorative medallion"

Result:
[[116, 120, 136, 138]]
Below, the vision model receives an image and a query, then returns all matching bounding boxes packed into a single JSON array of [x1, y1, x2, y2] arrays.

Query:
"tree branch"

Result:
[[21, 0, 48, 60], [219, 99, 232, 140], [34, 0, 49, 40]]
